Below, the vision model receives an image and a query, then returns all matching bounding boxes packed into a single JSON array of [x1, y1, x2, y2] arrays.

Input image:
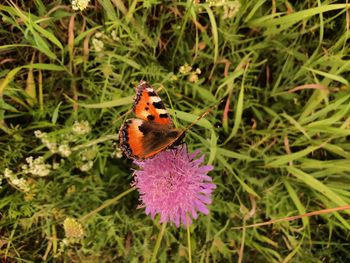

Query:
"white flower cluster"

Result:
[[34, 121, 90, 159], [178, 63, 201, 83], [71, 0, 90, 11], [91, 32, 105, 52], [3, 156, 52, 192], [33, 120, 95, 173], [79, 161, 93, 172], [222, 1, 241, 19], [77, 148, 96, 172], [72, 120, 91, 135], [2, 120, 96, 192], [206, 0, 241, 20], [112, 143, 123, 159], [111, 30, 119, 41], [58, 144, 72, 157], [35, 130, 58, 153], [92, 38, 104, 52], [91, 29, 122, 52], [4, 168, 30, 192], [21, 156, 52, 177], [179, 63, 193, 75]]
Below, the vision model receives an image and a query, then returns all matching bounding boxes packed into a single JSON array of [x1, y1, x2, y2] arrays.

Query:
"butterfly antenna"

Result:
[[174, 98, 225, 142], [113, 108, 133, 125]]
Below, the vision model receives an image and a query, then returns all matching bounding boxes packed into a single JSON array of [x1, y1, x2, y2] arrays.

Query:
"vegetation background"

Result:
[[1, 0, 350, 262]]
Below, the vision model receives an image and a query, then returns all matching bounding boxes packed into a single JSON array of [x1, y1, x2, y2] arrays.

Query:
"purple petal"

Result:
[[133, 146, 216, 227], [196, 203, 209, 215]]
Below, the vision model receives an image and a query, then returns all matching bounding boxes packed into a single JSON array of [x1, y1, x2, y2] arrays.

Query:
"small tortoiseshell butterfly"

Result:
[[119, 81, 185, 160]]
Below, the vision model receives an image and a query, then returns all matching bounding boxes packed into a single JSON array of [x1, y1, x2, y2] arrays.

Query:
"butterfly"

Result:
[[119, 81, 185, 160]]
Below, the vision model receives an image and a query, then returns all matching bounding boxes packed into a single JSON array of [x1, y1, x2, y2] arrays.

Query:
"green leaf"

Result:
[[304, 67, 348, 85], [52, 102, 62, 124], [216, 148, 256, 161], [248, 4, 346, 28], [283, 179, 309, 228], [217, 154, 259, 197], [208, 131, 217, 165], [169, 109, 213, 130], [73, 96, 133, 108], [287, 167, 349, 214], [203, 5, 218, 63], [193, 84, 216, 102], [0, 64, 66, 95], [224, 74, 245, 143], [266, 146, 319, 167]]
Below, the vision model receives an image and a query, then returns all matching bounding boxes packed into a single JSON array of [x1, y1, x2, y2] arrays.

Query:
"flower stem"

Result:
[[238, 220, 246, 263], [187, 216, 192, 263], [79, 187, 135, 222], [150, 222, 167, 263]]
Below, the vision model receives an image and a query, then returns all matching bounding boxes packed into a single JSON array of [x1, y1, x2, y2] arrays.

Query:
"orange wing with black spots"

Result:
[[119, 81, 183, 160], [119, 80, 222, 160], [119, 118, 182, 159], [133, 81, 173, 125]]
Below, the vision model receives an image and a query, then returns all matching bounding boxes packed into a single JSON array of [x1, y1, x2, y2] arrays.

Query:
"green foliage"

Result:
[[0, 0, 350, 262]]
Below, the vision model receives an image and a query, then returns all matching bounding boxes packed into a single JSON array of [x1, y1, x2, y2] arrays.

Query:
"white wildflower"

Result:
[[94, 32, 103, 38], [34, 130, 46, 138], [72, 120, 91, 135], [207, 0, 223, 7], [111, 30, 119, 41], [92, 38, 104, 52], [79, 148, 96, 161], [71, 0, 90, 11], [222, 1, 241, 20], [170, 74, 178, 81], [4, 168, 14, 179], [3, 169, 29, 192], [41, 137, 58, 153], [79, 161, 93, 172], [188, 72, 199, 83], [35, 131, 57, 152], [12, 178, 30, 192], [21, 164, 28, 171], [86, 149, 97, 160], [23, 156, 51, 177], [179, 63, 193, 75], [182, 67, 201, 83], [25, 156, 34, 166], [112, 148, 123, 159], [58, 144, 72, 158], [52, 162, 60, 170]]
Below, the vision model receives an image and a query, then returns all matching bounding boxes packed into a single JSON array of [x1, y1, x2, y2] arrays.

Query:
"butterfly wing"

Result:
[[119, 118, 182, 159], [133, 81, 173, 125]]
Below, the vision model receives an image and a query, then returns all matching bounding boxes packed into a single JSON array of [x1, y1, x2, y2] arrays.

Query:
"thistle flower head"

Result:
[[133, 146, 216, 227], [63, 217, 84, 239]]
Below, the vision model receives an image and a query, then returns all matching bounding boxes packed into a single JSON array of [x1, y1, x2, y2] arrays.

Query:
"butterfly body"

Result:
[[119, 81, 183, 160]]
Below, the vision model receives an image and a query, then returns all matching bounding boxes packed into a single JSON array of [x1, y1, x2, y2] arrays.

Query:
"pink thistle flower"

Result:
[[132, 146, 216, 227]]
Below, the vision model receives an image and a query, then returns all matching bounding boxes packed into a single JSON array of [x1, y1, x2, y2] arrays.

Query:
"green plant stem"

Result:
[[79, 187, 135, 222], [150, 223, 167, 263], [187, 217, 192, 263], [238, 221, 246, 263]]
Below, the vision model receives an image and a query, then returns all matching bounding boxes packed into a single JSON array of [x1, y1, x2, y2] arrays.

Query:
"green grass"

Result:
[[1, 0, 350, 262]]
